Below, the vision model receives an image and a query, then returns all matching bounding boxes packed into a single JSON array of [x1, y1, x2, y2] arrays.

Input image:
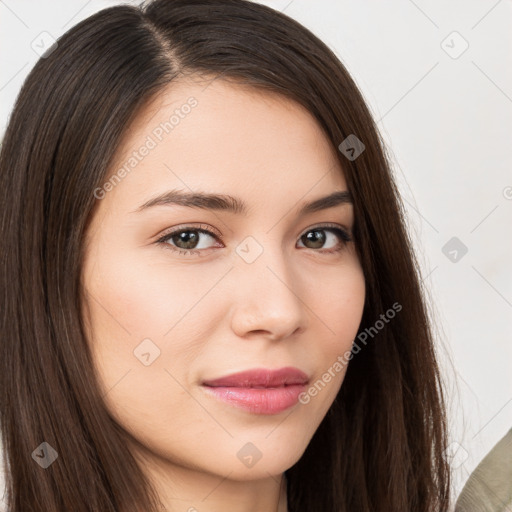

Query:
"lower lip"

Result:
[[201, 384, 306, 414]]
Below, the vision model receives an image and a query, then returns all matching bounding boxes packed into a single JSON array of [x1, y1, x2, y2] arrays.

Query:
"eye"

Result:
[[155, 223, 352, 256], [156, 224, 222, 256], [297, 224, 352, 253]]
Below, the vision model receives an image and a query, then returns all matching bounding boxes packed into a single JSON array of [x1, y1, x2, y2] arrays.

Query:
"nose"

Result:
[[229, 242, 309, 341]]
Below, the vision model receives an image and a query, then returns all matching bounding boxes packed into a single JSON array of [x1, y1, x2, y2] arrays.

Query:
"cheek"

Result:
[[83, 242, 226, 342], [300, 261, 365, 402], [82, 245, 232, 404], [82, 249, 219, 446], [314, 260, 366, 345]]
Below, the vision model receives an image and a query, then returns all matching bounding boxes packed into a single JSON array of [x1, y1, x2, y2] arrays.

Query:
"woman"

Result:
[[0, 0, 450, 510]]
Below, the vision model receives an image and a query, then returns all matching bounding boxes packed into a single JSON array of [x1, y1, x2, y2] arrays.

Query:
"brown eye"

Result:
[[155, 224, 351, 257], [298, 226, 351, 253], [166, 229, 212, 250], [156, 225, 222, 256]]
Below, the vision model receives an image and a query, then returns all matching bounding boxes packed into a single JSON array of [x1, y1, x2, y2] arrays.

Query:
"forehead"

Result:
[[102, 76, 347, 210]]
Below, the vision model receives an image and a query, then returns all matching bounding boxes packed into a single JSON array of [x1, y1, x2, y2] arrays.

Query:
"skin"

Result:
[[81, 75, 366, 512]]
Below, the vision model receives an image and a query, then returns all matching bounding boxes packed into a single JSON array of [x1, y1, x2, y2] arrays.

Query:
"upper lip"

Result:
[[201, 367, 309, 388]]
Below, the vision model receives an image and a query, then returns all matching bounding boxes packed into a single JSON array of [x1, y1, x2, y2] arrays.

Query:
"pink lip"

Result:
[[201, 367, 309, 415]]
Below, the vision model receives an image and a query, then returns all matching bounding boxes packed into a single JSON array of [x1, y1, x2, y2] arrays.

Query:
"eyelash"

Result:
[[155, 223, 352, 257]]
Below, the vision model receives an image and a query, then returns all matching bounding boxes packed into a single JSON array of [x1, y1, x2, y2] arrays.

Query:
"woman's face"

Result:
[[81, 76, 365, 487]]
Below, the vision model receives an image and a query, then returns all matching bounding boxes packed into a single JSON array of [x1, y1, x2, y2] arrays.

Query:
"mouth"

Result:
[[201, 367, 309, 415]]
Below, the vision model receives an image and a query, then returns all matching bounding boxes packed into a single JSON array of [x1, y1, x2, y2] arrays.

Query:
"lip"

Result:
[[201, 367, 309, 415]]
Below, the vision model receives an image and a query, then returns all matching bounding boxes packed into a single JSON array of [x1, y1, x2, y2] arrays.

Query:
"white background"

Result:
[[1, 0, 511, 508]]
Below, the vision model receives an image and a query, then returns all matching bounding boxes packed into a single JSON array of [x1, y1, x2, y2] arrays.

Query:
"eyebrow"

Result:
[[133, 189, 352, 216]]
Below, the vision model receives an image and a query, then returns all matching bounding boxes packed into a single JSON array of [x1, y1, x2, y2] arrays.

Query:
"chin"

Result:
[[221, 442, 307, 481]]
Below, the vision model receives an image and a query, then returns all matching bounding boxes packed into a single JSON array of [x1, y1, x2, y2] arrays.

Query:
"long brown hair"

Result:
[[0, 1, 450, 510]]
